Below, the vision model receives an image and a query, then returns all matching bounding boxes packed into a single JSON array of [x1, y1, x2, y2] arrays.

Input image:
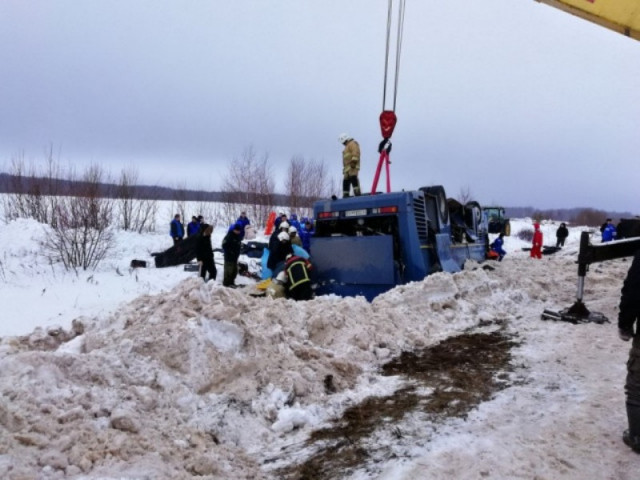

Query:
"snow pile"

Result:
[[0, 215, 638, 479]]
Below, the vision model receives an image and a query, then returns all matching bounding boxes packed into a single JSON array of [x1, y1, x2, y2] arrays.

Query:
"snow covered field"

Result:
[[1, 214, 639, 479]]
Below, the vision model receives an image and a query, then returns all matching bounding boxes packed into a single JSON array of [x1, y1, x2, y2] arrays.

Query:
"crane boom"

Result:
[[536, 0, 640, 41]]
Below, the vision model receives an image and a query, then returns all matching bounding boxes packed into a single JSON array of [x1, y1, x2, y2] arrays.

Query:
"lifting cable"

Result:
[[372, 0, 406, 194]]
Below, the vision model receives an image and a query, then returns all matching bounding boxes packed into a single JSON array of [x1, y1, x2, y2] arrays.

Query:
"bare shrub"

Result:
[[43, 165, 115, 271], [116, 166, 158, 233], [570, 208, 608, 227], [516, 228, 534, 242], [1, 147, 66, 226], [221, 146, 276, 228]]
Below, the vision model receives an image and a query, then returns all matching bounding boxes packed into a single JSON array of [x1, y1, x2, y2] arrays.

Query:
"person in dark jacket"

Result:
[[274, 213, 288, 232], [268, 221, 289, 260], [619, 249, 640, 453], [282, 254, 313, 301], [196, 224, 216, 282], [555, 223, 569, 247], [187, 216, 200, 237], [222, 223, 242, 287], [170, 214, 184, 246]]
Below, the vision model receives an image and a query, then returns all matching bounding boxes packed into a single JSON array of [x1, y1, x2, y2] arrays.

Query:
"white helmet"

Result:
[[279, 221, 290, 230], [277, 231, 290, 242], [276, 271, 287, 283], [338, 133, 351, 144], [288, 226, 297, 234]]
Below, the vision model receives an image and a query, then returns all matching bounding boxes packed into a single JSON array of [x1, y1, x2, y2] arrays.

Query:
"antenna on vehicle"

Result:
[[371, 0, 406, 194]]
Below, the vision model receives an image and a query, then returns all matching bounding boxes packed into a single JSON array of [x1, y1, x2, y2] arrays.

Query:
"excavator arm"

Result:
[[542, 232, 640, 323], [536, 0, 640, 41]]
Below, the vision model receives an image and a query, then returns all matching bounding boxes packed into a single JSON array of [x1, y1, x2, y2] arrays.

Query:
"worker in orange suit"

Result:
[[530, 223, 543, 259]]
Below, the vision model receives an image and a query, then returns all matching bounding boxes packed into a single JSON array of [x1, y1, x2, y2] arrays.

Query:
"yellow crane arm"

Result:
[[536, 0, 640, 40]]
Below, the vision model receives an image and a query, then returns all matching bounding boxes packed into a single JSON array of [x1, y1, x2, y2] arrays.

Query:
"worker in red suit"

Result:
[[530, 223, 543, 259]]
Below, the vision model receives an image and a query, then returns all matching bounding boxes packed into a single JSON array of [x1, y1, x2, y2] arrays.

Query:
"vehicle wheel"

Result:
[[503, 221, 511, 236]]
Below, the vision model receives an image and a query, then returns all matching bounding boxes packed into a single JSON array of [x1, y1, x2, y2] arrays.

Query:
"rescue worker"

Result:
[[530, 223, 543, 259], [282, 254, 313, 301], [289, 213, 301, 232], [555, 222, 569, 247], [267, 231, 293, 277], [619, 249, 640, 453], [196, 224, 216, 282], [490, 233, 506, 261], [222, 223, 242, 287], [339, 133, 361, 197], [289, 226, 303, 247], [268, 221, 290, 265]]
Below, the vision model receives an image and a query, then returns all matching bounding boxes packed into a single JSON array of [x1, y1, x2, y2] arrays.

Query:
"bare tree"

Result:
[[43, 164, 115, 272], [1, 150, 64, 225], [114, 166, 158, 233], [284, 155, 333, 218], [457, 185, 473, 205], [221, 146, 276, 228], [286, 155, 306, 214], [172, 181, 188, 222], [117, 166, 138, 231]]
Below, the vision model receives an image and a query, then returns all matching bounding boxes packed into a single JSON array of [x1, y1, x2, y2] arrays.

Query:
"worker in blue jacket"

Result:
[[170, 214, 184, 246], [299, 220, 315, 254], [490, 233, 506, 261], [602, 219, 617, 243], [236, 211, 251, 240]]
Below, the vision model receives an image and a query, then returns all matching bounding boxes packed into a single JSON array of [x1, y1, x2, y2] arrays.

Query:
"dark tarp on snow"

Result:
[[152, 234, 200, 268]]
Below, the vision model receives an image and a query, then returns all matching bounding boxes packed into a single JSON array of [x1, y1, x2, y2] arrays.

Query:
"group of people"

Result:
[[489, 222, 563, 261], [265, 212, 315, 301], [168, 210, 316, 300]]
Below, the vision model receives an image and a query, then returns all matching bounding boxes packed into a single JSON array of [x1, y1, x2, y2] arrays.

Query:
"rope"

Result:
[[393, 0, 406, 111], [382, 0, 406, 112], [382, 0, 393, 110]]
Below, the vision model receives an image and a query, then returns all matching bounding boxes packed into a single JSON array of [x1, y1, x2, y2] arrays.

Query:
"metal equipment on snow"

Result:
[[541, 232, 640, 323]]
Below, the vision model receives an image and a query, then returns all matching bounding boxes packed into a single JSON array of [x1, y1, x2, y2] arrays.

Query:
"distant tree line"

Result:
[[505, 206, 635, 227]]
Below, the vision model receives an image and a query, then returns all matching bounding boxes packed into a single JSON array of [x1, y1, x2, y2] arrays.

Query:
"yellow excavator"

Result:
[[536, 0, 640, 41]]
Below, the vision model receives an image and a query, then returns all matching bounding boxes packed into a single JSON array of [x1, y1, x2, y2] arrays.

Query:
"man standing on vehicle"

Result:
[[339, 133, 361, 197], [619, 249, 640, 453]]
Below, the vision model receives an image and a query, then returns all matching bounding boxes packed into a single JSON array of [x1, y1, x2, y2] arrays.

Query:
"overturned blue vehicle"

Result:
[[310, 186, 489, 301]]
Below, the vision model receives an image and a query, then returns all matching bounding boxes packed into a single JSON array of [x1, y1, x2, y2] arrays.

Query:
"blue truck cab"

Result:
[[310, 186, 489, 301]]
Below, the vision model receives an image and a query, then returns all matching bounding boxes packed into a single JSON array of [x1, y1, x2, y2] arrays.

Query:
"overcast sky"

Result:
[[1, 0, 638, 211]]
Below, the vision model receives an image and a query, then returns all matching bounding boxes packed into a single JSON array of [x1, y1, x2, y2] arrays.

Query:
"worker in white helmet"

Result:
[[338, 133, 361, 197]]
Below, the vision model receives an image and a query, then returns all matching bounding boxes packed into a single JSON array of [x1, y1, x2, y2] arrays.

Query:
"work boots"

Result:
[[623, 404, 640, 453]]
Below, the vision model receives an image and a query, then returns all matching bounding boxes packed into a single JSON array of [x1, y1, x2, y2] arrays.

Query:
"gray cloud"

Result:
[[1, 0, 638, 211]]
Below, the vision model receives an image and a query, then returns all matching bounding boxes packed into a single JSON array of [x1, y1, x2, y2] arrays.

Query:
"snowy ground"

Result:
[[1, 216, 639, 479]]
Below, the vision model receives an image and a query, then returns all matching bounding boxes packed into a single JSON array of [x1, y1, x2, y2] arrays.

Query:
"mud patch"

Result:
[[276, 330, 517, 479]]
